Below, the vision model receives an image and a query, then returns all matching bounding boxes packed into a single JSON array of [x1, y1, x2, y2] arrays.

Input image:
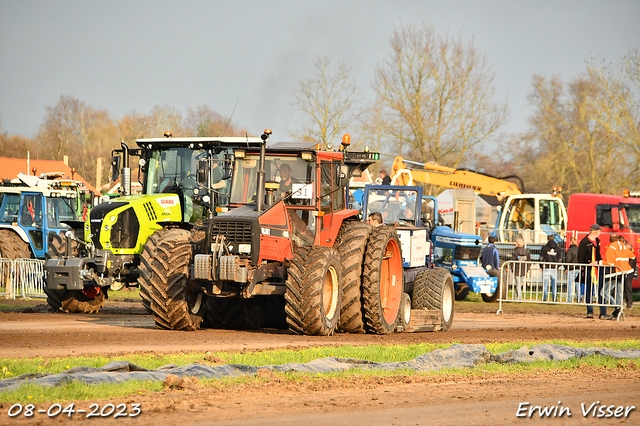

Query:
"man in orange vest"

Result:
[[604, 234, 634, 319]]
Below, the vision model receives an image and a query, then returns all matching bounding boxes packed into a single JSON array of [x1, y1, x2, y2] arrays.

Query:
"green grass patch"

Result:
[[1, 352, 638, 404], [1, 340, 638, 380]]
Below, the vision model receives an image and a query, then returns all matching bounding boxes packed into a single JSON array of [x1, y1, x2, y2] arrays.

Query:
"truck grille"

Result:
[[210, 221, 253, 245]]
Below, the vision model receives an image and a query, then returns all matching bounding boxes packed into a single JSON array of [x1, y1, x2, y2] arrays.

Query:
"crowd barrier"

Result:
[[0, 258, 46, 299], [497, 260, 626, 320]]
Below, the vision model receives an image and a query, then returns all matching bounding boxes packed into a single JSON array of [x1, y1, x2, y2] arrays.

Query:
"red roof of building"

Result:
[[0, 157, 98, 194]]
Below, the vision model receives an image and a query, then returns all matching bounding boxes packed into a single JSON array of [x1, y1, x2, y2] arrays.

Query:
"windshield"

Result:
[[46, 197, 77, 229], [146, 147, 205, 194], [146, 147, 216, 222], [364, 188, 420, 226], [230, 155, 316, 206], [624, 204, 640, 233]]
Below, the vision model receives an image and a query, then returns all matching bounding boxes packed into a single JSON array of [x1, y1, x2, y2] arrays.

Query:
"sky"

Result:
[[1, 0, 639, 144]]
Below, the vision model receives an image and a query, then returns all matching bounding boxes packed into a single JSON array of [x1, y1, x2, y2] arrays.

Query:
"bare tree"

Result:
[[185, 104, 249, 137], [288, 56, 363, 149], [35, 95, 117, 187], [371, 24, 507, 168]]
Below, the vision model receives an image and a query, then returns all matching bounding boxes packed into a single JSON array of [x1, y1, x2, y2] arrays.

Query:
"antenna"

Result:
[[222, 99, 240, 136]]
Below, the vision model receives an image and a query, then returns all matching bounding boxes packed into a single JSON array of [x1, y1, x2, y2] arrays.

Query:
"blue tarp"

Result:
[[1, 344, 639, 392]]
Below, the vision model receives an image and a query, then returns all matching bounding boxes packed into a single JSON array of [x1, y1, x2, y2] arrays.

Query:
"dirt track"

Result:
[[1, 303, 639, 425], [0, 307, 638, 358]]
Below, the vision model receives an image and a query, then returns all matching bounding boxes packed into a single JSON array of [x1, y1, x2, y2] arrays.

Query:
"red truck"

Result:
[[567, 192, 640, 290]]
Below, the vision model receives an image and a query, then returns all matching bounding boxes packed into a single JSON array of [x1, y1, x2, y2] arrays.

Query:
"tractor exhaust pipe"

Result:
[[256, 130, 271, 212], [120, 142, 131, 196]]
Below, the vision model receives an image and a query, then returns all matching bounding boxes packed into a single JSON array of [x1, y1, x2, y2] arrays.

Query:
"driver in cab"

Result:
[[278, 163, 298, 199]]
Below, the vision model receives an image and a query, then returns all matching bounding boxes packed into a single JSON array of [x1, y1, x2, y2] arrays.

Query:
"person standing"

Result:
[[481, 236, 500, 280], [511, 238, 531, 300], [379, 170, 392, 185], [624, 239, 636, 309], [540, 234, 561, 302], [578, 224, 606, 319], [604, 236, 634, 319], [565, 237, 580, 302]]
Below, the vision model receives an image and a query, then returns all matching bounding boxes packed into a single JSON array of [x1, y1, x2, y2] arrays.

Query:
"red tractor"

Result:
[[141, 131, 406, 335]]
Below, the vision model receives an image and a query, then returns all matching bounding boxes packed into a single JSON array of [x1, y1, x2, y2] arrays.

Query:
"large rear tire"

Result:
[[455, 284, 470, 301], [144, 228, 205, 330], [44, 231, 106, 314], [361, 226, 403, 335], [481, 270, 504, 303], [412, 268, 454, 331], [0, 230, 31, 259], [333, 221, 372, 333], [285, 246, 343, 336]]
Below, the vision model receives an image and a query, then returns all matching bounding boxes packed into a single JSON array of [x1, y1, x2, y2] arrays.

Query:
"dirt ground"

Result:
[[1, 301, 639, 425]]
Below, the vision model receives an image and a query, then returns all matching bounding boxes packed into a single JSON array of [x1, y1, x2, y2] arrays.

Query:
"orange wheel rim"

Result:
[[323, 265, 339, 320], [380, 237, 402, 324]]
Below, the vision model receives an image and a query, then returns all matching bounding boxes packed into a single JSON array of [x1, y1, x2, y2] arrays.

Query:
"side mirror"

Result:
[[111, 155, 121, 182], [222, 153, 234, 180], [338, 164, 349, 187], [197, 159, 207, 184]]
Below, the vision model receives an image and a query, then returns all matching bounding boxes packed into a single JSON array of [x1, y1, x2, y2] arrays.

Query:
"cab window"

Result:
[[0, 194, 20, 223]]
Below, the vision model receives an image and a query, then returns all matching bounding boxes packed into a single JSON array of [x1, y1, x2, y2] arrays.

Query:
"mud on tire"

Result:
[[412, 268, 454, 331], [333, 221, 372, 333], [45, 231, 105, 314], [285, 246, 343, 336], [361, 225, 403, 335], [0, 229, 31, 260], [144, 228, 205, 330]]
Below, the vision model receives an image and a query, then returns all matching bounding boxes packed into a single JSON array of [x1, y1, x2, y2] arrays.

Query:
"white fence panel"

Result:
[[0, 258, 46, 299], [498, 260, 626, 320]]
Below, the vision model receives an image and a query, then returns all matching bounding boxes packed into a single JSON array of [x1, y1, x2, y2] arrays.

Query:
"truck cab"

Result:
[[567, 192, 640, 290]]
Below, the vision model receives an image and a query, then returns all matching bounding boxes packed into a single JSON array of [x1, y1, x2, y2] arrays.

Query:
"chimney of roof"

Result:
[[63, 155, 69, 166]]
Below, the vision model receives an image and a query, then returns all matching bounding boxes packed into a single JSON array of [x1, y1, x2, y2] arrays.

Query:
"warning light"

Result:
[[32, 167, 37, 176], [164, 131, 172, 138], [624, 189, 630, 198]]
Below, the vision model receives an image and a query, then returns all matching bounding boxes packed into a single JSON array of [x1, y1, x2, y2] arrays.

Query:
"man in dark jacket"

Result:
[[565, 237, 580, 302], [511, 238, 531, 300], [481, 236, 500, 272], [578, 224, 607, 319], [540, 234, 561, 301]]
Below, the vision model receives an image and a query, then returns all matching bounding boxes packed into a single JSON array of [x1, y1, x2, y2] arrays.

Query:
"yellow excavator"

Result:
[[389, 157, 566, 244]]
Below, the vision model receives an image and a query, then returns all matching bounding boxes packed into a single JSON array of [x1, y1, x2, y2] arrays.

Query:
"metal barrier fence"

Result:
[[0, 258, 46, 299], [0, 258, 14, 298], [498, 260, 626, 320]]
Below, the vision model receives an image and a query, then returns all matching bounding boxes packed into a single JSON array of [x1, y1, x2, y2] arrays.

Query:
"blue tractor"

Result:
[[360, 185, 498, 329], [0, 173, 90, 261]]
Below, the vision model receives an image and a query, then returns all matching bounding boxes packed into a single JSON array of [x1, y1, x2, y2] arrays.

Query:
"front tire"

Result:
[[144, 228, 205, 330], [333, 221, 372, 333], [412, 268, 454, 331], [361, 226, 404, 335], [285, 246, 343, 336]]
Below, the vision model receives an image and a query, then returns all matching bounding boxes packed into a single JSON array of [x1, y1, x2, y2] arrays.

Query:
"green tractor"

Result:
[[43, 132, 263, 313]]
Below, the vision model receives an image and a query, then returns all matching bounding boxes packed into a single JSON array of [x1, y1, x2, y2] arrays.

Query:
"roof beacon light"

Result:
[[341, 134, 351, 151], [623, 189, 630, 198], [164, 131, 172, 138]]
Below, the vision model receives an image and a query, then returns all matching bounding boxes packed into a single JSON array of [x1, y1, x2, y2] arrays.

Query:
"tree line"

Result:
[[1, 22, 638, 197], [0, 103, 248, 190]]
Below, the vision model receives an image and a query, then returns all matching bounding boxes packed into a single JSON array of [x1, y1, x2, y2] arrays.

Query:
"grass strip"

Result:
[[1, 339, 639, 378], [1, 354, 638, 404]]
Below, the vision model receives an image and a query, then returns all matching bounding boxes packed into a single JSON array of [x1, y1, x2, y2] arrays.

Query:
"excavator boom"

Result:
[[390, 156, 522, 201]]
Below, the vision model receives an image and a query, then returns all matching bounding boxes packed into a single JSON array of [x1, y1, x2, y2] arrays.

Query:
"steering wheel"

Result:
[[180, 176, 198, 191]]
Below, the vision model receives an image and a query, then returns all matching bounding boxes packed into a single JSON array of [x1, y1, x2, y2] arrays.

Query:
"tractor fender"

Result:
[[0, 224, 30, 244]]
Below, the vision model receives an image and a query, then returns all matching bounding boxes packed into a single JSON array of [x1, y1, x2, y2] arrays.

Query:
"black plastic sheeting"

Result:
[[1, 343, 639, 392]]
